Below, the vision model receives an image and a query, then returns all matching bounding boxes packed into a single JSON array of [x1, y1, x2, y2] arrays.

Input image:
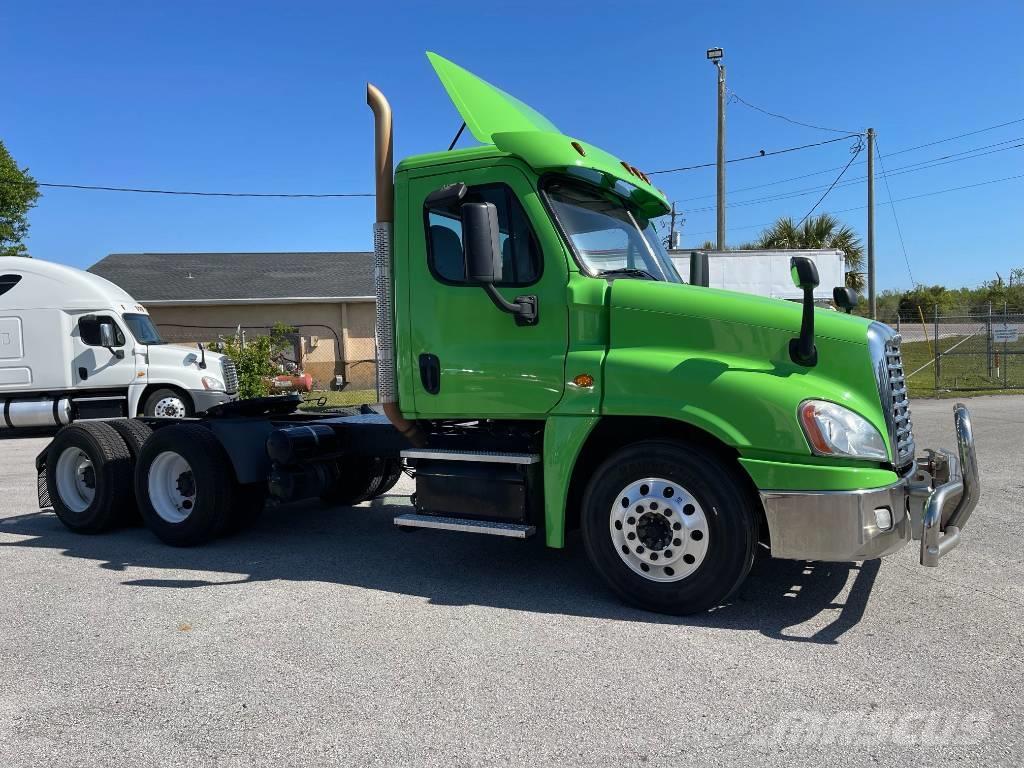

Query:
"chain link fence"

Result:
[[879, 304, 1024, 392], [155, 321, 378, 409]]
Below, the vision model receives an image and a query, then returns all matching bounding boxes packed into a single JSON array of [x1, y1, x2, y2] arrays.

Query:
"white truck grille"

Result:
[[221, 358, 239, 394]]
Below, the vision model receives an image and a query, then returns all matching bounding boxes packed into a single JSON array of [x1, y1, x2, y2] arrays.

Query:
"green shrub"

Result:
[[219, 324, 296, 399]]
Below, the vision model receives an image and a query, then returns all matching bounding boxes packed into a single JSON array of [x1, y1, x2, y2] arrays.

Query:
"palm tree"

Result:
[[746, 214, 865, 290]]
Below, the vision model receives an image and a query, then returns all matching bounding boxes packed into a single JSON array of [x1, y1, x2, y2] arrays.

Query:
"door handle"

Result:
[[419, 353, 440, 394]]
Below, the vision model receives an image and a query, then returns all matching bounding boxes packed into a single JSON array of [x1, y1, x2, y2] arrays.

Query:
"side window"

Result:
[[78, 315, 126, 347], [0, 274, 22, 298], [425, 184, 542, 286]]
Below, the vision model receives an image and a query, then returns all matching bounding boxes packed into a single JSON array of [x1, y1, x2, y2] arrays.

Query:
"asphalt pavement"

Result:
[[1, 397, 1021, 767]]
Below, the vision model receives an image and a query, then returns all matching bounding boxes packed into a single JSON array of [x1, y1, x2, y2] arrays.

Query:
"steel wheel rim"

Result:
[[153, 396, 187, 418], [148, 451, 195, 523], [55, 447, 96, 513], [609, 477, 709, 582]]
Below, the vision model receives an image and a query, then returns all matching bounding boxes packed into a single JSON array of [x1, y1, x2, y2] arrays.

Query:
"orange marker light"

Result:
[[571, 141, 586, 157], [572, 373, 595, 388]]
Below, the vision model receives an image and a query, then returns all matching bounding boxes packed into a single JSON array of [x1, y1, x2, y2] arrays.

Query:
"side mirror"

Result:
[[99, 322, 117, 348], [462, 202, 503, 284], [789, 256, 818, 367], [460, 202, 537, 326], [833, 286, 859, 314], [790, 256, 820, 290]]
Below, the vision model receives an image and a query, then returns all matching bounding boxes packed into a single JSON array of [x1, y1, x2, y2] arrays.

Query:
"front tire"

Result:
[[581, 440, 757, 615], [46, 422, 133, 533], [135, 423, 234, 546], [143, 388, 193, 419]]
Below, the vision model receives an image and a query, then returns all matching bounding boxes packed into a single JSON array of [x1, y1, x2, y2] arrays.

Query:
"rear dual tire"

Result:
[[47, 422, 134, 533], [134, 423, 237, 546]]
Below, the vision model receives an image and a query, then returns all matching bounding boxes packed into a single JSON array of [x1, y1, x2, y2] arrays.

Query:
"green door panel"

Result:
[[400, 161, 570, 418]]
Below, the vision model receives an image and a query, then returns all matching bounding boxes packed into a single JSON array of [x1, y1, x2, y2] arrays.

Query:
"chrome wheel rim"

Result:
[[609, 477, 709, 582], [55, 447, 96, 513], [148, 451, 196, 523], [153, 396, 187, 418]]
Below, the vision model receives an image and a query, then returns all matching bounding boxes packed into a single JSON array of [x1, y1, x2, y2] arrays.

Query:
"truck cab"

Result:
[[0, 257, 237, 427]]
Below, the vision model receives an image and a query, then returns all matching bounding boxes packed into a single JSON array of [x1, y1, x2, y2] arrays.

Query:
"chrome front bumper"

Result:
[[759, 404, 980, 567]]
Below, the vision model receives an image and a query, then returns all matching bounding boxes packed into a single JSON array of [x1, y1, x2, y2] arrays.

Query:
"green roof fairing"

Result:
[[426, 52, 669, 216]]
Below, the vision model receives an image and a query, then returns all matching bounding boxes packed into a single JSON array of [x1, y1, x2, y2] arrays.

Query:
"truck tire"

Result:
[[321, 457, 392, 506], [368, 459, 403, 499], [46, 422, 133, 534], [135, 423, 233, 546], [106, 418, 154, 523], [143, 388, 193, 419], [580, 440, 757, 615], [108, 418, 153, 459]]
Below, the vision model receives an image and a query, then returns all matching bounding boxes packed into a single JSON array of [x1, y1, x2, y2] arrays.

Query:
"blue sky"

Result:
[[2, 0, 1022, 291]]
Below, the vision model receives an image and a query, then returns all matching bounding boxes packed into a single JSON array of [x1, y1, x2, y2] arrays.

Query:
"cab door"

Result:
[[70, 312, 134, 390], [403, 164, 568, 418]]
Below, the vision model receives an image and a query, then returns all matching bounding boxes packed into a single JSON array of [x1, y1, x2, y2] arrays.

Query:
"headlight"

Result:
[[798, 400, 888, 461], [201, 376, 225, 391]]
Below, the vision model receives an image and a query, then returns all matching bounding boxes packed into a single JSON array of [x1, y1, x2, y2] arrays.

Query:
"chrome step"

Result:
[[394, 513, 535, 538], [400, 448, 540, 465]]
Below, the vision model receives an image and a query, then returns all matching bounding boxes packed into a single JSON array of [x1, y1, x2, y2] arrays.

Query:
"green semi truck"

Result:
[[36, 53, 979, 614]]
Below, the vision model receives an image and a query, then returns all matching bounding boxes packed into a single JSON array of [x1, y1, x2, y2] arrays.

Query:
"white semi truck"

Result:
[[0, 256, 238, 429]]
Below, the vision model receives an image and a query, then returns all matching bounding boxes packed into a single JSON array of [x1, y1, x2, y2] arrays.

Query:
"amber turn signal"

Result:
[[572, 373, 595, 388]]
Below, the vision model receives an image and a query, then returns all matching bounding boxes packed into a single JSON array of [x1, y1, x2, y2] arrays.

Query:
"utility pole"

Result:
[[707, 47, 726, 250], [867, 127, 876, 318], [669, 202, 678, 250]]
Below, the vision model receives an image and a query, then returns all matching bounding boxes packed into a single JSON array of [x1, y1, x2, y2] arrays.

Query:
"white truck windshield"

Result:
[[122, 313, 166, 345]]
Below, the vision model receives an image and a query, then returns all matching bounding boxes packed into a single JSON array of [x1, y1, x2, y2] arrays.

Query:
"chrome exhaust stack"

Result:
[[367, 83, 423, 446]]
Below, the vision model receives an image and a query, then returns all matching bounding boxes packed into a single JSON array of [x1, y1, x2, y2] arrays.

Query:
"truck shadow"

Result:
[[1, 497, 878, 644]]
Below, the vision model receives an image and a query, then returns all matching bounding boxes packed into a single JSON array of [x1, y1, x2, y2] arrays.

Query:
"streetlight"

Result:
[[707, 47, 726, 250]]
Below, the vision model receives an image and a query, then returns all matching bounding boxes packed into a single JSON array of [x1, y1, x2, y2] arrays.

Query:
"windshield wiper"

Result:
[[597, 267, 659, 281]]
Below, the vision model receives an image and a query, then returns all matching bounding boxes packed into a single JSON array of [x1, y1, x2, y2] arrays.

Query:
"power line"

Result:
[[0, 179, 374, 198], [878, 117, 1024, 158], [876, 138, 914, 286], [684, 173, 1024, 238], [647, 134, 859, 175], [728, 92, 862, 135], [677, 139, 1024, 211], [673, 135, 1024, 203], [796, 139, 864, 225]]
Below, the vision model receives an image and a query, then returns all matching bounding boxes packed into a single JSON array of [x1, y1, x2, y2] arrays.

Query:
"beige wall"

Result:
[[148, 300, 377, 390]]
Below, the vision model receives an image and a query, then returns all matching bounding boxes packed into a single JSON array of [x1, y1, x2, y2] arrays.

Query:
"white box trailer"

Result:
[[670, 249, 848, 304], [0, 257, 238, 430]]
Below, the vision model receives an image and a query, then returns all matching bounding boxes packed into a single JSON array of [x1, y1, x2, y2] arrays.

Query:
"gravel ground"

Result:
[[1, 397, 1021, 767]]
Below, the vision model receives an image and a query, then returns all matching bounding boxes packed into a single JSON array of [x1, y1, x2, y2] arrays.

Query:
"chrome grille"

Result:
[[221, 357, 239, 394], [868, 324, 915, 467], [885, 336, 914, 465]]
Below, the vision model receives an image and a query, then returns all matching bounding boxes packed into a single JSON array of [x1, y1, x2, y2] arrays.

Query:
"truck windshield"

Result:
[[122, 313, 166, 345], [544, 179, 681, 283]]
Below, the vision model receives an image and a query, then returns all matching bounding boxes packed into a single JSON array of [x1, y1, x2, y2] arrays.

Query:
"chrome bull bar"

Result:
[[920, 404, 980, 566]]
